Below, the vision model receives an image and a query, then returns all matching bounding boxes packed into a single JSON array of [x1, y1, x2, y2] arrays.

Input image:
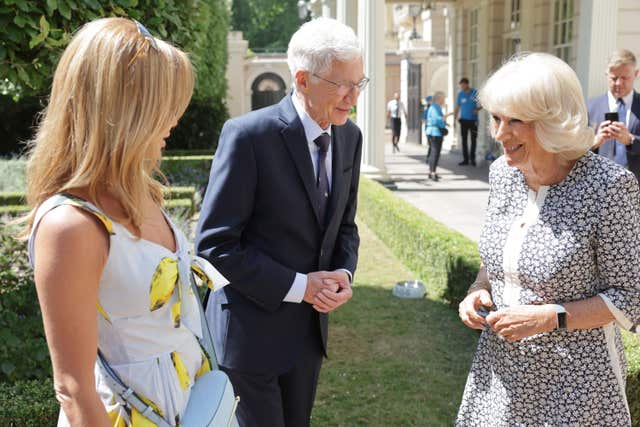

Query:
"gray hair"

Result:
[[287, 17, 361, 86], [433, 91, 445, 102], [607, 49, 637, 71], [479, 52, 594, 161]]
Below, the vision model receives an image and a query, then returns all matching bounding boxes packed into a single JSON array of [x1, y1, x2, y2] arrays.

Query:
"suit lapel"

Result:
[[279, 96, 323, 225], [629, 92, 640, 133]]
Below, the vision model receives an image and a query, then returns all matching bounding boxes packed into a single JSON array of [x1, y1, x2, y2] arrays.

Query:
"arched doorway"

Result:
[[251, 73, 287, 110]]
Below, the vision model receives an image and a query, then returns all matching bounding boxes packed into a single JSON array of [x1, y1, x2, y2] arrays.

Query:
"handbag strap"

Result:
[[190, 274, 220, 369], [96, 351, 172, 427], [95, 272, 221, 425]]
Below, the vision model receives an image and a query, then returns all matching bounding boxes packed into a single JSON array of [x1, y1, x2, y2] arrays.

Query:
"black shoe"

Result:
[[433, 174, 440, 181], [428, 172, 435, 181], [470, 160, 476, 166], [459, 161, 469, 166]]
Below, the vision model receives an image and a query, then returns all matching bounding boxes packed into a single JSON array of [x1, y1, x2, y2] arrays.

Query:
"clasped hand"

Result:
[[459, 290, 556, 342], [304, 270, 352, 313]]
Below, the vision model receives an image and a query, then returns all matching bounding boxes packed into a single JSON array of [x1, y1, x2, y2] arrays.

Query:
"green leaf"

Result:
[[16, 1, 31, 12], [1, 362, 15, 376], [58, 0, 71, 19], [0, 46, 6, 61], [82, 0, 100, 10], [46, 0, 57, 11], [29, 32, 46, 49], [16, 66, 29, 85], [39, 15, 50, 36], [12, 15, 28, 28]]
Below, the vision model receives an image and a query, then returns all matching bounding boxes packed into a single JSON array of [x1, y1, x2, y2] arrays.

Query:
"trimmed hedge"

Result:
[[0, 186, 198, 217], [0, 378, 57, 426], [358, 176, 640, 425], [357, 177, 480, 306], [161, 155, 213, 192]]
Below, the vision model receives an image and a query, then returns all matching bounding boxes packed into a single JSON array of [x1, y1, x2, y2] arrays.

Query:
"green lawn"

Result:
[[312, 220, 479, 427]]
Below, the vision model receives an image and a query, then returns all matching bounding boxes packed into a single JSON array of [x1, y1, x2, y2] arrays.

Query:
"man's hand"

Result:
[[305, 270, 352, 313], [594, 120, 633, 149], [606, 121, 633, 145], [304, 271, 344, 310], [485, 304, 556, 342]]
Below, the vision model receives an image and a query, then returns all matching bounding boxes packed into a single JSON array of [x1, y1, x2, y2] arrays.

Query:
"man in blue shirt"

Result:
[[454, 78, 481, 166]]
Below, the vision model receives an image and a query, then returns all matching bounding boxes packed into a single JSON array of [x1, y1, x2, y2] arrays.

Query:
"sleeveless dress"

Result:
[[28, 194, 223, 426]]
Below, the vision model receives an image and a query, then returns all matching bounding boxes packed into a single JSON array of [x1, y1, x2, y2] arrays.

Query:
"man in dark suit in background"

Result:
[[195, 17, 366, 427], [588, 49, 640, 179]]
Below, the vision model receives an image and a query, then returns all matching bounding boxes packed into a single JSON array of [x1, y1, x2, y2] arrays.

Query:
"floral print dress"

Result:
[[456, 152, 640, 426], [29, 194, 223, 426]]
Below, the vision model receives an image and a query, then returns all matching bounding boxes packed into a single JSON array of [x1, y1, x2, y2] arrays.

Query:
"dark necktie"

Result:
[[613, 98, 627, 164], [314, 133, 331, 224]]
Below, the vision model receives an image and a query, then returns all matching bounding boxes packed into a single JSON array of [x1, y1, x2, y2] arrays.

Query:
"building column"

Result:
[[357, 0, 386, 172], [226, 32, 249, 118], [446, 5, 457, 149], [576, 0, 618, 99], [336, 0, 358, 34]]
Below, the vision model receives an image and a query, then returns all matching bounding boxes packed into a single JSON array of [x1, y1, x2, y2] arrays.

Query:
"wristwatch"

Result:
[[551, 304, 567, 330]]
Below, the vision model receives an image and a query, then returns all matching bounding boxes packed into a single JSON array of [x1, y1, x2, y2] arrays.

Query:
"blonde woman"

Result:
[[457, 53, 640, 426], [21, 18, 210, 426]]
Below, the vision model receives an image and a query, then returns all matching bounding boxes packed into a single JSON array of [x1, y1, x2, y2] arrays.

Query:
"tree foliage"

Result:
[[0, 0, 229, 153], [230, 0, 301, 52], [0, 0, 228, 102]]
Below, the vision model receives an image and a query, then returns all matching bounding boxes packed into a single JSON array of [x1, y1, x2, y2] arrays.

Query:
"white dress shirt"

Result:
[[283, 93, 350, 303], [607, 90, 634, 126]]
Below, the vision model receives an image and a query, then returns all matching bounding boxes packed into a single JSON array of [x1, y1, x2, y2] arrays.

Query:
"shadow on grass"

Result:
[[312, 285, 479, 427]]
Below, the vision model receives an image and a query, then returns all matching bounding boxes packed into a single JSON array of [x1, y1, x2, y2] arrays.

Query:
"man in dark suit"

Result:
[[195, 17, 366, 427], [588, 49, 640, 179]]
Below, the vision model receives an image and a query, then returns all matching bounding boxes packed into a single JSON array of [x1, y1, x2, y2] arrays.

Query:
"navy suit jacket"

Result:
[[587, 91, 640, 178], [195, 95, 362, 374]]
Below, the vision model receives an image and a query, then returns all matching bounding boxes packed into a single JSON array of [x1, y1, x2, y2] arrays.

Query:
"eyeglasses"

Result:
[[127, 20, 159, 68], [312, 73, 370, 94]]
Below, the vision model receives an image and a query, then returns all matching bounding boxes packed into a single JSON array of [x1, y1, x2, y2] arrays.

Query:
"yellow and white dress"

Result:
[[29, 194, 222, 426]]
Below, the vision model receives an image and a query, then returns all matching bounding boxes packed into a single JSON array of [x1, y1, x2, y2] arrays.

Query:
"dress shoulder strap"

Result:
[[28, 194, 116, 266]]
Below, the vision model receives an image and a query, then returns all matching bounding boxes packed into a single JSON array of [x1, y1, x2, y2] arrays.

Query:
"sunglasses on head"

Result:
[[127, 20, 159, 68]]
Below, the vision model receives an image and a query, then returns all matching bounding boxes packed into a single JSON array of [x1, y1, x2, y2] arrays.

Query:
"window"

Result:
[[469, 9, 479, 84], [553, 0, 574, 64], [510, 0, 520, 30]]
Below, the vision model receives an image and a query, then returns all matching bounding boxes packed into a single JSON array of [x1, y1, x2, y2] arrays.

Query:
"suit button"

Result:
[[320, 249, 324, 257]]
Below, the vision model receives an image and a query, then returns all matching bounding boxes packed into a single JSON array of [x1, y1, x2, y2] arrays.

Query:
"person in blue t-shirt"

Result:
[[454, 77, 482, 166]]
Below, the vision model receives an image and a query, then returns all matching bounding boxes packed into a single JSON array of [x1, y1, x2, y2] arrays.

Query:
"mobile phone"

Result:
[[604, 112, 619, 123], [476, 304, 497, 318]]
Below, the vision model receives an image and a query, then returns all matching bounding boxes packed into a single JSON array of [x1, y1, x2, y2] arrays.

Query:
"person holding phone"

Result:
[[456, 52, 640, 426], [587, 49, 640, 179]]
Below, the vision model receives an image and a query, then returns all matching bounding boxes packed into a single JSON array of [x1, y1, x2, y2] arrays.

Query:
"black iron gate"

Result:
[[251, 73, 286, 111]]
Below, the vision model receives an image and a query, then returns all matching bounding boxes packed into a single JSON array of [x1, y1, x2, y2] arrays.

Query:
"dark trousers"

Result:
[[221, 330, 324, 427], [427, 135, 443, 173], [459, 119, 478, 164], [391, 118, 401, 152]]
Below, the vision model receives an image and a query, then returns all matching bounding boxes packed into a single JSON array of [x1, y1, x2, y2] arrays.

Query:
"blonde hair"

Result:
[[607, 49, 637, 71], [21, 17, 194, 236], [479, 52, 593, 161]]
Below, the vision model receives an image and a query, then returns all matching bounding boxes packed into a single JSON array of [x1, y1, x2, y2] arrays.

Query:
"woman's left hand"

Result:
[[485, 305, 556, 342]]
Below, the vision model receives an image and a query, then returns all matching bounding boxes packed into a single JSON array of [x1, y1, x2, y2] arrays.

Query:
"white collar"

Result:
[[291, 92, 332, 143], [608, 90, 634, 108]]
